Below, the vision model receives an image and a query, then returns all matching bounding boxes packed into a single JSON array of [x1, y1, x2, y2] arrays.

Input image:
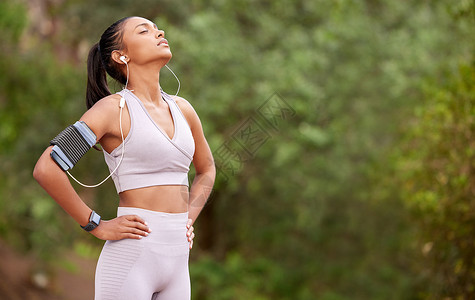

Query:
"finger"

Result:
[[188, 232, 195, 242], [128, 220, 152, 233], [120, 216, 151, 233], [125, 214, 148, 226], [123, 222, 151, 236], [189, 240, 193, 249], [126, 226, 150, 237], [187, 225, 194, 237], [186, 219, 192, 229], [123, 233, 144, 240]]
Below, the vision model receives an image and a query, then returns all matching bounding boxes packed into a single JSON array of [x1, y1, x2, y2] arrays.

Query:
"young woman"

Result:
[[33, 16, 216, 299]]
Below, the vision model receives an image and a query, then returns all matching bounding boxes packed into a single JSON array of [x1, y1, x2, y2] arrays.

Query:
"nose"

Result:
[[156, 29, 165, 39]]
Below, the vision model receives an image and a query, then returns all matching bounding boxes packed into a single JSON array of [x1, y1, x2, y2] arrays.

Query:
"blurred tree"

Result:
[[0, 0, 473, 299], [396, 62, 475, 298], [0, 0, 86, 263], [393, 1, 475, 298]]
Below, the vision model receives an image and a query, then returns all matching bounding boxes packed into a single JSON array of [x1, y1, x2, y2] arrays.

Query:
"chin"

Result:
[[163, 52, 172, 63], [157, 48, 172, 59], [149, 51, 172, 67]]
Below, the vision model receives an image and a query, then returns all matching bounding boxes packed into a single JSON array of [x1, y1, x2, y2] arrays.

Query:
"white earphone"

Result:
[[68, 53, 180, 188]]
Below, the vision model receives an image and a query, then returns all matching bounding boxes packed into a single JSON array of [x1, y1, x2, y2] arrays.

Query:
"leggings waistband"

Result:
[[117, 207, 189, 244]]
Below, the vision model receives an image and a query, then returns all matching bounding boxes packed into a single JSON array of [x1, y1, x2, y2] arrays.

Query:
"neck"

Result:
[[126, 63, 164, 104]]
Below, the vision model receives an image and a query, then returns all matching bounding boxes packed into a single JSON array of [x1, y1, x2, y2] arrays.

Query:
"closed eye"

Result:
[[140, 30, 148, 34]]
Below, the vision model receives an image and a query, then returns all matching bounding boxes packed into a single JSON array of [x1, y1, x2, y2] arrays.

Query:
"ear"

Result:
[[111, 50, 127, 65]]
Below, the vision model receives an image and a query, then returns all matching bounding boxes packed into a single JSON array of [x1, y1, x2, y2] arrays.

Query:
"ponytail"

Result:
[[85, 16, 132, 109], [86, 43, 111, 109]]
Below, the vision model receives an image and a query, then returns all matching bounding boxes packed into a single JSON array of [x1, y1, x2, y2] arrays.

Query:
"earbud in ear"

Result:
[[120, 56, 127, 63]]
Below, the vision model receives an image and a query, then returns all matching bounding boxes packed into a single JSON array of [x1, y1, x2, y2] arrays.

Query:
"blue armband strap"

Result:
[[50, 121, 97, 171]]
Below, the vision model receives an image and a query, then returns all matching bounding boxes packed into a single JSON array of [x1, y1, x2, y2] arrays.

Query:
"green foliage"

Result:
[[0, 0, 473, 298], [0, 0, 27, 43], [396, 62, 475, 299], [0, 0, 101, 262], [191, 252, 314, 300]]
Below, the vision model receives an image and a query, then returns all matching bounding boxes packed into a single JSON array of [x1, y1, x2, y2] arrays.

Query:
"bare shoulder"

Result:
[[79, 94, 123, 139], [172, 95, 197, 116], [81, 94, 122, 120], [88, 94, 122, 113], [171, 95, 202, 126]]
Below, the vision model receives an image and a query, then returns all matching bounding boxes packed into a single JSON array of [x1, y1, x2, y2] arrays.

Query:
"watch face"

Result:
[[91, 211, 101, 225], [81, 211, 101, 231]]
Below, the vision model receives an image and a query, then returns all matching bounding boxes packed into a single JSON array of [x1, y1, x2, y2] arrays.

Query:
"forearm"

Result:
[[188, 167, 216, 225], [33, 146, 92, 227]]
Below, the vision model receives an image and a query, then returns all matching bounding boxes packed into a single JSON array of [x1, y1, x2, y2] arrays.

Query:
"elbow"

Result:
[[33, 146, 58, 184], [198, 164, 216, 182], [210, 163, 216, 179], [194, 156, 216, 183], [33, 152, 56, 184], [33, 159, 46, 183], [198, 160, 216, 175]]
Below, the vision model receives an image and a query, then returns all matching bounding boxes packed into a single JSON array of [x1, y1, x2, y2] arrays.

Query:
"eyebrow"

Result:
[[135, 22, 158, 30]]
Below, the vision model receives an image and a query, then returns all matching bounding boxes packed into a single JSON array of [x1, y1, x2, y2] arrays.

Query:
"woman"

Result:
[[33, 16, 216, 299]]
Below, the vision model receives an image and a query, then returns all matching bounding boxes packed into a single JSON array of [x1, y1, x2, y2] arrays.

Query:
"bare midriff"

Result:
[[119, 185, 189, 213]]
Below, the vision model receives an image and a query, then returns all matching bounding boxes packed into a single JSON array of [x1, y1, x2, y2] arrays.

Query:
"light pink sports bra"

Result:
[[103, 88, 195, 193]]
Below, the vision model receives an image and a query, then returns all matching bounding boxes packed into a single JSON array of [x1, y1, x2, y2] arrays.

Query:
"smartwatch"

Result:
[[80, 210, 101, 232]]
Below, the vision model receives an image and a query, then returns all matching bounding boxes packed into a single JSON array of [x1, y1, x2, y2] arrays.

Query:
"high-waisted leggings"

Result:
[[95, 207, 191, 300]]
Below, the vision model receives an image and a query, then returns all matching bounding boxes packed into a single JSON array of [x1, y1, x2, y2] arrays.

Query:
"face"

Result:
[[119, 17, 172, 66]]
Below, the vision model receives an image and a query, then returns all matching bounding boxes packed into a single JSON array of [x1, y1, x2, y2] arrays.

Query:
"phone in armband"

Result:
[[50, 149, 71, 171]]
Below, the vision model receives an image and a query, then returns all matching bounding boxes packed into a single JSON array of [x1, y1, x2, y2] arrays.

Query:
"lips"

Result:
[[158, 39, 168, 46]]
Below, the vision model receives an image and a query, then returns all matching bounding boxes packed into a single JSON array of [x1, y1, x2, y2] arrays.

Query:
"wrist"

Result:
[[80, 210, 101, 232]]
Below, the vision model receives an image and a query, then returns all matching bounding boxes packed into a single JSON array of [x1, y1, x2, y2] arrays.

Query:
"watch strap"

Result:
[[80, 210, 101, 232]]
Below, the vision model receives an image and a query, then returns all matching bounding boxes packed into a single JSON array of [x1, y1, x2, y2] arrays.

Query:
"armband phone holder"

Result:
[[48, 95, 126, 188], [50, 150, 70, 171], [49, 121, 97, 171]]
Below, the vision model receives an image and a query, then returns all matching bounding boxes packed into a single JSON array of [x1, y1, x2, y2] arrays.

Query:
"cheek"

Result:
[[125, 35, 172, 63], [127, 37, 150, 56]]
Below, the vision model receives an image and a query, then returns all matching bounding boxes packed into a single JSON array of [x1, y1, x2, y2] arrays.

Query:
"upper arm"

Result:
[[78, 94, 122, 142], [174, 96, 215, 174], [34, 94, 122, 177]]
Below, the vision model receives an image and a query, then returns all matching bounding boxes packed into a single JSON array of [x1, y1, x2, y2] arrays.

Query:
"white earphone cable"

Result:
[[66, 104, 125, 188], [66, 58, 130, 188], [165, 64, 180, 96], [65, 59, 180, 188]]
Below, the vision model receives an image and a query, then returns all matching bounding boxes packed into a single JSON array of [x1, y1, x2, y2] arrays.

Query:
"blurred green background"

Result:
[[0, 0, 474, 299]]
